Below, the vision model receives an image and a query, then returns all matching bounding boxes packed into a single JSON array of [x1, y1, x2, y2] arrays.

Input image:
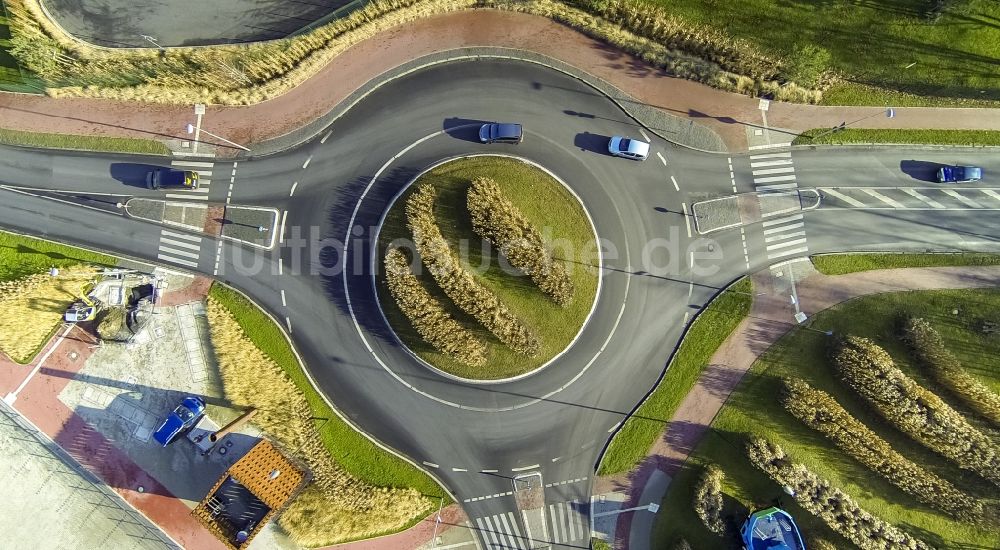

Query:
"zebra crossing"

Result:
[[473, 500, 589, 550], [748, 150, 810, 260], [157, 228, 203, 268], [819, 187, 1000, 210], [165, 159, 214, 201]]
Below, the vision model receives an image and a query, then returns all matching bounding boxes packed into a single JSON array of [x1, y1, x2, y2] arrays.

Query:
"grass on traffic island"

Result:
[[811, 252, 1000, 276], [0, 230, 115, 363], [598, 277, 752, 475], [793, 128, 1000, 147], [376, 156, 599, 380], [652, 288, 1000, 549], [207, 284, 446, 546], [0, 127, 170, 155]]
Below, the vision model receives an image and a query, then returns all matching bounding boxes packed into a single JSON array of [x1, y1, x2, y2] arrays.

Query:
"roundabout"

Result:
[[373, 155, 601, 382]]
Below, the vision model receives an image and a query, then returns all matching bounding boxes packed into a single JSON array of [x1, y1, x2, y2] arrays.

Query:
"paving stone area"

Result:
[[0, 400, 179, 550]]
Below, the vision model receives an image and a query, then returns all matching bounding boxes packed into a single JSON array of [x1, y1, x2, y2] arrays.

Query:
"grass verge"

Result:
[[207, 283, 446, 499], [793, 128, 1000, 146], [811, 253, 1000, 276], [598, 277, 752, 475], [0, 127, 170, 155], [0, 229, 115, 281], [376, 156, 599, 380], [652, 289, 1000, 549]]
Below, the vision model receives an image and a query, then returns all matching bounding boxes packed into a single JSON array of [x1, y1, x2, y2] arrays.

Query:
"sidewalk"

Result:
[[610, 262, 1000, 550], [2, 10, 1000, 152]]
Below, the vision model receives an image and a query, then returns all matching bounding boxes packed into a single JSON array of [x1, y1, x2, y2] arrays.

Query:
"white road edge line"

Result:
[[423, 461, 439, 468], [681, 202, 692, 238], [279, 210, 288, 244]]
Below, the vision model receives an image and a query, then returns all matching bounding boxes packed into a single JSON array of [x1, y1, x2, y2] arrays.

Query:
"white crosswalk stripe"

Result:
[[861, 188, 905, 208], [546, 500, 588, 545], [750, 159, 794, 168], [901, 188, 945, 209], [475, 512, 526, 550], [821, 188, 867, 207], [746, 148, 809, 262], [163, 160, 215, 201], [752, 166, 796, 176], [754, 174, 797, 183], [982, 189, 1000, 202], [156, 229, 202, 268], [749, 152, 792, 160], [943, 189, 984, 208]]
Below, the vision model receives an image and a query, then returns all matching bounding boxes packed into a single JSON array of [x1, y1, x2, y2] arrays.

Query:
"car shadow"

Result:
[[900, 160, 941, 182], [574, 131, 612, 155], [110, 163, 162, 188], [443, 117, 489, 143]]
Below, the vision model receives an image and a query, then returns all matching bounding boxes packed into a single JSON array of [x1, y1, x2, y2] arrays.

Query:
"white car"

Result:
[[608, 136, 649, 161]]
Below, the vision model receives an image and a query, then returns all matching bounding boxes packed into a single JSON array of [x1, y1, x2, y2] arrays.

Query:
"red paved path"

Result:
[[2, 11, 1000, 152]]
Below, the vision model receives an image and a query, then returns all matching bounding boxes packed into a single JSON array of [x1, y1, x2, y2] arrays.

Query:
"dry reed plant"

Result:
[[0, 265, 96, 363], [205, 297, 432, 543]]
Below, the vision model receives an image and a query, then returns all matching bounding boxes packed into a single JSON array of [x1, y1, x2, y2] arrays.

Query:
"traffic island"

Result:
[[375, 155, 599, 381]]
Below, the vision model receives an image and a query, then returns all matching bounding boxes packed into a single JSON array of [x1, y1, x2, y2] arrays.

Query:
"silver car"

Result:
[[608, 136, 649, 161]]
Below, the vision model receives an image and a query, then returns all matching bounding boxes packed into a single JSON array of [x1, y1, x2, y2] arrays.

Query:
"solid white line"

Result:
[[511, 464, 540, 472], [302, 156, 312, 169], [161, 229, 202, 242], [164, 193, 208, 201], [285, 316, 292, 333], [320, 130, 333, 144], [767, 237, 808, 250], [756, 183, 799, 192], [822, 188, 867, 207], [279, 210, 288, 244], [943, 189, 983, 208], [861, 188, 905, 208], [750, 159, 794, 168], [681, 202, 692, 238], [656, 152, 666, 165], [761, 214, 802, 227], [639, 128, 651, 142], [157, 245, 200, 259], [170, 160, 214, 168], [671, 175, 679, 191], [159, 237, 201, 251], [748, 152, 792, 160], [748, 142, 791, 150], [608, 421, 621, 432], [767, 245, 809, 259], [754, 174, 797, 183], [289, 181, 298, 196], [762, 221, 804, 235], [688, 250, 694, 268], [901, 188, 945, 208], [156, 253, 199, 267], [280, 289, 287, 307], [752, 166, 795, 176], [765, 230, 806, 243]]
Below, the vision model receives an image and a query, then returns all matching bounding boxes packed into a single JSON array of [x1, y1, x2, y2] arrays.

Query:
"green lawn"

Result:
[[0, 230, 115, 281], [0, 127, 170, 155], [653, 288, 1000, 549], [376, 156, 599, 380], [638, 0, 1000, 105], [793, 128, 1000, 146], [598, 278, 752, 475], [812, 253, 1000, 275], [207, 283, 448, 499]]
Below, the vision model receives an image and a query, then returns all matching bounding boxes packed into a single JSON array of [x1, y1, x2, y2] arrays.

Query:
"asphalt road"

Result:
[[42, 0, 353, 47], [2, 59, 1000, 550]]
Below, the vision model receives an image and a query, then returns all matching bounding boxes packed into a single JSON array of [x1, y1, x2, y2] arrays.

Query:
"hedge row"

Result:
[[406, 184, 540, 356], [781, 378, 982, 520], [900, 317, 1000, 426], [692, 464, 726, 535], [830, 336, 1000, 487], [746, 437, 935, 550], [383, 247, 487, 367], [467, 177, 575, 306]]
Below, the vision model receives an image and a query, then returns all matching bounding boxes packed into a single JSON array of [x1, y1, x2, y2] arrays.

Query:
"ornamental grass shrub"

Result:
[[384, 247, 487, 367], [900, 316, 1000, 426], [781, 377, 982, 520], [467, 177, 574, 306], [692, 464, 726, 535], [406, 184, 540, 356], [746, 437, 935, 550], [829, 335, 1000, 487]]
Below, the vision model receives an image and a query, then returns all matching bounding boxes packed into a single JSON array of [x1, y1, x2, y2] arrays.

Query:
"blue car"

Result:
[[153, 396, 206, 447], [937, 165, 982, 183]]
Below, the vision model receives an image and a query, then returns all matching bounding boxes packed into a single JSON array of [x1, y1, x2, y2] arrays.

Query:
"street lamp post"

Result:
[[185, 123, 250, 152], [808, 107, 896, 141]]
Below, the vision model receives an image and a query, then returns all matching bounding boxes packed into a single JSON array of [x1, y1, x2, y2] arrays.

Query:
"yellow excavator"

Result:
[[64, 281, 101, 323]]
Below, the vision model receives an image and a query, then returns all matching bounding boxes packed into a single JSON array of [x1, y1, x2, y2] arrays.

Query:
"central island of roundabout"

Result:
[[374, 155, 600, 382]]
